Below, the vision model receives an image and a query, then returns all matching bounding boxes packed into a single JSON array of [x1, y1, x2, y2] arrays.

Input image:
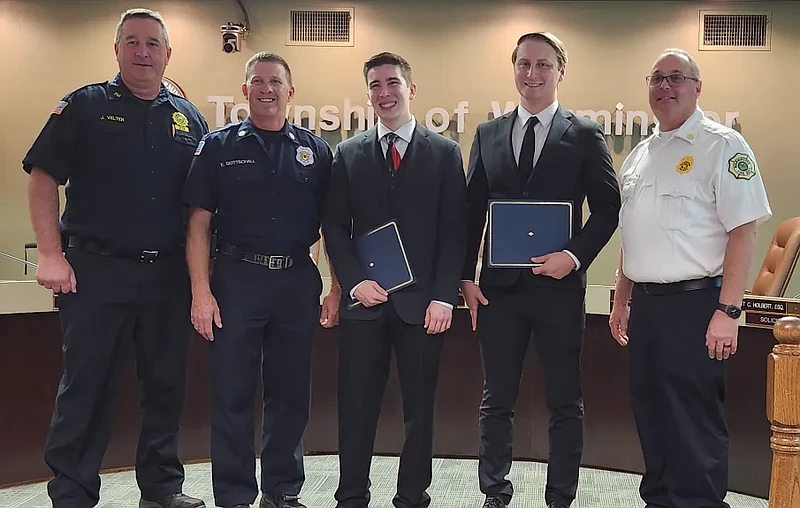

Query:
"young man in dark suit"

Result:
[[461, 33, 621, 508], [322, 52, 467, 508]]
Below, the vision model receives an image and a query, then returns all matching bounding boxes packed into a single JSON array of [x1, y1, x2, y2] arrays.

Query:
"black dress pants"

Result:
[[476, 280, 586, 507], [335, 303, 443, 508], [628, 284, 730, 508]]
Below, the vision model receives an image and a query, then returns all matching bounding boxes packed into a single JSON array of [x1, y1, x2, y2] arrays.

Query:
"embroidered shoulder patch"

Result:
[[52, 100, 68, 115], [727, 152, 756, 180]]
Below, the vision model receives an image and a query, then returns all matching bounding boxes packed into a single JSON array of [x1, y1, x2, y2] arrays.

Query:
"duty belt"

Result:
[[217, 241, 294, 269], [66, 236, 181, 264]]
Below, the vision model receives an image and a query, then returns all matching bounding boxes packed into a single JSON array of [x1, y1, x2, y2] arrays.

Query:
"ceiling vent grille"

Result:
[[287, 8, 354, 47], [699, 10, 771, 51]]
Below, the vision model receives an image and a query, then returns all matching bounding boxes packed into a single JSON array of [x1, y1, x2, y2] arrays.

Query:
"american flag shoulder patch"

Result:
[[51, 100, 68, 115]]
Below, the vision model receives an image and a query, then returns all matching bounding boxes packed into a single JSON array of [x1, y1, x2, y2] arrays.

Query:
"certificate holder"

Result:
[[349, 220, 415, 309], [486, 200, 573, 268]]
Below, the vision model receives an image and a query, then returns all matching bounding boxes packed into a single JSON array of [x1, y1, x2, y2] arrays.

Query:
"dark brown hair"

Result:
[[363, 52, 413, 85]]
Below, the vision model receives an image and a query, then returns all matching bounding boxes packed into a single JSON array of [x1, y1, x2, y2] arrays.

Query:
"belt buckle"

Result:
[[140, 249, 159, 263], [268, 256, 283, 269]]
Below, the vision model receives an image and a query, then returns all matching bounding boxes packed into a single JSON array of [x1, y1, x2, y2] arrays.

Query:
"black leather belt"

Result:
[[635, 276, 723, 295], [217, 241, 294, 269], [66, 237, 182, 264]]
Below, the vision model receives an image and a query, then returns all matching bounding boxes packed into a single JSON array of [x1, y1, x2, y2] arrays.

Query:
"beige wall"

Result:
[[1, 0, 798, 299]]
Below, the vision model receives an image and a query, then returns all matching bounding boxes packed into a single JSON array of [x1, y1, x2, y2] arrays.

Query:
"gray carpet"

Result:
[[0, 455, 768, 508]]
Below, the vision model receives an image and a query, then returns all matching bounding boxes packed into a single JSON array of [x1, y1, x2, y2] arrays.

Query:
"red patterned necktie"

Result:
[[385, 132, 401, 171]]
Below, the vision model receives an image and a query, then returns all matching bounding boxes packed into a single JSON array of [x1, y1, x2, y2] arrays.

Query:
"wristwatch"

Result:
[[716, 303, 742, 319]]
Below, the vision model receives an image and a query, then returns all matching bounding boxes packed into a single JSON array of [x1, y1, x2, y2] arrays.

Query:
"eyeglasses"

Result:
[[645, 74, 699, 87]]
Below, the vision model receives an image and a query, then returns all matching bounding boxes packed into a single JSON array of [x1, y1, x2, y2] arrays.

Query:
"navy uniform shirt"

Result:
[[183, 117, 332, 255], [22, 73, 209, 252]]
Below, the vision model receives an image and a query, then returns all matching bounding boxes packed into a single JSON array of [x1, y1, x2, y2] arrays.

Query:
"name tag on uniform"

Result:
[[219, 159, 257, 167]]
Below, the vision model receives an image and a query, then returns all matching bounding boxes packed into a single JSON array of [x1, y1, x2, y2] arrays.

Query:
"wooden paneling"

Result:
[[0, 310, 775, 499]]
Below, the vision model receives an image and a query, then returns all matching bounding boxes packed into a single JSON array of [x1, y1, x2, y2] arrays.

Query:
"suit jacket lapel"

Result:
[[359, 124, 431, 173], [401, 123, 431, 173], [359, 126, 383, 172], [495, 110, 518, 172], [528, 106, 571, 183]]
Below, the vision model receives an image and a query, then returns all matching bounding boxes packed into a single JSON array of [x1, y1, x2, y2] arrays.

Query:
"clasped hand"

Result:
[[531, 251, 576, 279]]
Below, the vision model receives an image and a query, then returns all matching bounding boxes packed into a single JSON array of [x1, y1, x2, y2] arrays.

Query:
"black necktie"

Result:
[[519, 116, 539, 183]]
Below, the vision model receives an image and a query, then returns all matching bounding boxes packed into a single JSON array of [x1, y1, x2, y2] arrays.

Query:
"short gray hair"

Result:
[[114, 8, 170, 48], [659, 48, 701, 79]]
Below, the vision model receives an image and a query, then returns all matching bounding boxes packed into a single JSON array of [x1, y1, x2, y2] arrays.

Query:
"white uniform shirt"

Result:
[[619, 107, 772, 283]]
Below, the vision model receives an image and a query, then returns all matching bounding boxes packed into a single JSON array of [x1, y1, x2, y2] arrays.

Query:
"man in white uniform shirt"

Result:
[[609, 49, 771, 508]]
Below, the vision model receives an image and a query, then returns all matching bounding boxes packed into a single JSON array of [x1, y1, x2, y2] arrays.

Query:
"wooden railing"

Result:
[[767, 315, 800, 507]]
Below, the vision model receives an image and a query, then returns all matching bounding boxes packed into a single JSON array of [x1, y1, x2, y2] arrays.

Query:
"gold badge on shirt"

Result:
[[676, 155, 694, 174], [172, 112, 190, 135]]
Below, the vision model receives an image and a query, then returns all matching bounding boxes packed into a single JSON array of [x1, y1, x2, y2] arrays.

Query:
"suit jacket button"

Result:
[[523, 191, 529, 198]]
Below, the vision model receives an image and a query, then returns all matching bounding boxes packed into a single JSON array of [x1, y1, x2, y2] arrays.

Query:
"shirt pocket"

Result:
[[89, 122, 132, 176], [96, 121, 129, 147], [221, 164, 263, 184], [171, 132, 198, 151], [169, 133, 200, 179], [292, 163, 319, 187], [655, 179, 698, 231], [621, 173, 639, 202], [218, 165, 265, 213], [292, 165, 321, 219], [619, 173, 640, 224]]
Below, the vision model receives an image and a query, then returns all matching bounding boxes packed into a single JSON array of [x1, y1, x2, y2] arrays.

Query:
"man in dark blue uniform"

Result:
[[183, 52, 336, 508], [22, 8, 207, 508]]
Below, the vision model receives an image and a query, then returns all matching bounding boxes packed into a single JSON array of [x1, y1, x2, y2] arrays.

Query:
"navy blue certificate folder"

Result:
[[349, 220, 415, 308], [487, 200, 573, 268]]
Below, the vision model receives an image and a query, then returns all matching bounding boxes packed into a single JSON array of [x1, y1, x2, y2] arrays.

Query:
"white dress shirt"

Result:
[[378, 116, 415, 158], [350, 117, 453, 310], [512, 100, 559, 169]]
